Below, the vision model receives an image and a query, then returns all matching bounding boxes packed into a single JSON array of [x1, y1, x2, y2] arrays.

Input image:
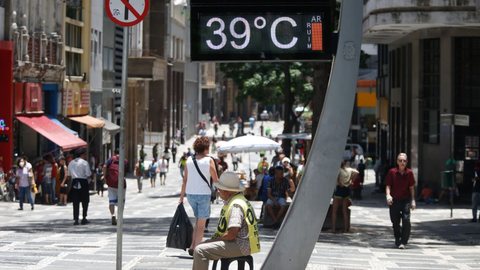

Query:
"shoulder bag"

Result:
[[192, 155, 217, 201]]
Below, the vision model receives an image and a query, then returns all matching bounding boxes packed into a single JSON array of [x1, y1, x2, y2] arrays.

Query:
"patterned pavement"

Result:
[[1, 123, 479, 270]]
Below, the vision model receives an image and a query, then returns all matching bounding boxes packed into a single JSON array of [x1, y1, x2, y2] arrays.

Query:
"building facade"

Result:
[[363, 0, 480, 195]]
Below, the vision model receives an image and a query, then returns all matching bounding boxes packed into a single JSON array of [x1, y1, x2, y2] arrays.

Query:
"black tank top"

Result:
[[59, 165, 65, 181]]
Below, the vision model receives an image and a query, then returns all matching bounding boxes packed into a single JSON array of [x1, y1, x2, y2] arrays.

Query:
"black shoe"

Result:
[[18, 207, 23, 211], [188, 248, 194, 256], [31, 205, 34, 211], [112, 216, 117, 226], [74, 220, 79, 225], [395, 239, 401, 247], [81, 219, 90, 225], [470, 219, 477, 223]]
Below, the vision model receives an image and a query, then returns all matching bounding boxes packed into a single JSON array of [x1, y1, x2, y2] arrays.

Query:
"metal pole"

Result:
[[261, 1, 363, 268], [116, 26, 129, 270]]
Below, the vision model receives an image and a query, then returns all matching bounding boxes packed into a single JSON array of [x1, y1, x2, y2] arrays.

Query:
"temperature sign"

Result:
[[190, 1, 334, 61]]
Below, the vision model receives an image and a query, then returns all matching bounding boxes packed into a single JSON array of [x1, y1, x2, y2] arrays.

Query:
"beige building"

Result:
[[363, 0, 480, 195]]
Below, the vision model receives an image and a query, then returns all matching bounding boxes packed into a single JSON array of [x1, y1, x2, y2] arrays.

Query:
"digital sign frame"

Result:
[[190, 0, 335, 62]]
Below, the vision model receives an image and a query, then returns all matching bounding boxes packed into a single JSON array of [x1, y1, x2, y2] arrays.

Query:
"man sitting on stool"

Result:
[[193, 172, 260, 270]]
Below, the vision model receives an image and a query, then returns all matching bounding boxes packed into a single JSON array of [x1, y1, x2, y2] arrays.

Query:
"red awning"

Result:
[[16, 115, 87, 151]]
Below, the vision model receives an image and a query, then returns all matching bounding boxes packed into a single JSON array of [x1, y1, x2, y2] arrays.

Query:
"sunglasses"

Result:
[[397, 159, 407, 163]]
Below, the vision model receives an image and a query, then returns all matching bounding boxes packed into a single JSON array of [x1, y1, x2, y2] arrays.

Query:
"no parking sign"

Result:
[[106, 0, 149, 27]]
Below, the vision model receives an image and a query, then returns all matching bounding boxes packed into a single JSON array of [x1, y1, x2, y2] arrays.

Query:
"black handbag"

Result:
[[166, 203, 193, 250], [192, 155, 217, 201]]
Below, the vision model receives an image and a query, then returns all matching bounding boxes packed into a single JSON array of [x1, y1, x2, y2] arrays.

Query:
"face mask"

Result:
[[19, 161, 25, 168]]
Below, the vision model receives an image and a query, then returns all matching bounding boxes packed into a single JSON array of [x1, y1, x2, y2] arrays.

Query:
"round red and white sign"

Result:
[[106, 0, 149, 27]]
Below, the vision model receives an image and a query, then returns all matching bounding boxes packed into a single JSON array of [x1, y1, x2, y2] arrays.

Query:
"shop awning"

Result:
[[16, 115, 87, 151], [49, 117, 79, 137], [100, 117, 120, 133], [69, 115, 105, 128]]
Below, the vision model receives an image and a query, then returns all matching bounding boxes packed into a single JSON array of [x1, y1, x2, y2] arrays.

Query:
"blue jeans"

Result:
[[51, 178, 57, 203], [18, 186, 34, 209], [472, 192, 480, 220], [187, 194, 211, 219]]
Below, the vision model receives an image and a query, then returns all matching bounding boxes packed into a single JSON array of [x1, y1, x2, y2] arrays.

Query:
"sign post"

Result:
[[106, 1, 149, 269]]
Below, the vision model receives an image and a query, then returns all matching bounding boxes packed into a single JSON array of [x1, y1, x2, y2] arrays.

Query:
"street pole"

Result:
[[116, 26, 129, 270]]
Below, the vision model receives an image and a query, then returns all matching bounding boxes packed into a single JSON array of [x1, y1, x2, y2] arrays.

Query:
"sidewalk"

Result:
[[0, 122, 479, 269]]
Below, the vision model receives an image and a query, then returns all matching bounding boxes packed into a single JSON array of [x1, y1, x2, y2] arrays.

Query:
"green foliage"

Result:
[[219, 62, 314, 107]]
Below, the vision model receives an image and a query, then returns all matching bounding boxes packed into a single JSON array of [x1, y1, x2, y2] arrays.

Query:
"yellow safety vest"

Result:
[[214, 193, 260, 254]]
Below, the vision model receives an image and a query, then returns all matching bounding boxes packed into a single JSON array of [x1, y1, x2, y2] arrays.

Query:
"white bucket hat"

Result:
[[214, 172, 245, 192]]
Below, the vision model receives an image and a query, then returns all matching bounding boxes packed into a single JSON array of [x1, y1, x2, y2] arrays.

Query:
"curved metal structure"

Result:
[[261, 1, 363, 269]]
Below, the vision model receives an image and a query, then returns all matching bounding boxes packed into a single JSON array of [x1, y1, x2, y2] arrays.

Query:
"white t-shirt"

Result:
[[68, 158, 92, 179], [157, 159, 168, 173], [16, 162, 32, 187], [186, 156, 212, 195]]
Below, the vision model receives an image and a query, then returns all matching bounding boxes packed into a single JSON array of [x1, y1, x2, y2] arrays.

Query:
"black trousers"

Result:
[[70, 178, 90, 221], [389, 199, 411, 245]]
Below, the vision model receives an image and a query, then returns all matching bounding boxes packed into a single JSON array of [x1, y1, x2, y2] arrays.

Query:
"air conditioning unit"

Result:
[[24, 83, 43, 113]]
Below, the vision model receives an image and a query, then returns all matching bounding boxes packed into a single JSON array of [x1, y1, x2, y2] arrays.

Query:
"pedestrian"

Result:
[[350, 147, 364, 168], [236, 116, 244, 137], [104, 150, 127, 226], [15, 157, 35, 211], [281, 157, 294, 183], [163, 146, 171, 167], [152, 143, 159, 161], [270, 149, 283, 167], [332, 161, 358, 233], [187, 148, 193, 157], [192, 172, 260, 270], [171, 142, 177, 163], [134, 160, 144, 193], [221, 131, 226, 141], [179, 136, 219, 256], [149, 158, 158, 188], [179, 153, 187, 178], [265, 165, 295, 228], [213, 121, 219, 136], [231, 153, 239, 171], [68, 148, 92, 225], [158, 156, 168, 186], [257, 155, 269, 175], [42, 155, 54, 205], [351, 159, 366, 200], [57, 156, 69, 206], [249, 115, 255, 130], [228, 120, 235, 137], [34, 159, 44, 204], [471, 161, 480, 222], [95, 163, 104, 196], [385, 153, 416, 249]]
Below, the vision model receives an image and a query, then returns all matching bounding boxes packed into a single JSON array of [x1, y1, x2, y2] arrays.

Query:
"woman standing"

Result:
[[15, 157, 35, 210], [331, 160, 358, 233], [179, 136, 219, 255], [57, 156, 69, 205]]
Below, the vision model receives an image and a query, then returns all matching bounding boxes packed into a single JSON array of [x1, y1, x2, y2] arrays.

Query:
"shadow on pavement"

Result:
[[317, 217, 480, 249]]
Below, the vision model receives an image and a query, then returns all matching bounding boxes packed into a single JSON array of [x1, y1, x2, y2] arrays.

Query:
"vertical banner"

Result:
[[0, 41, 14, 173]]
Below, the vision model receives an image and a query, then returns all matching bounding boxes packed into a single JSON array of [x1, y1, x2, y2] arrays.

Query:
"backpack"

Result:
[[106, 156, 120, 188]]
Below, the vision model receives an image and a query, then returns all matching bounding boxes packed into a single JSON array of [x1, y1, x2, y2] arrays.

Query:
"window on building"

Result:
[[455, 37, 480, 110], [66, 51, 81, 76], [66, 0, 83, 20], [103, 47, 114, 72], [421, 38, 440, 144], [65, 22, 83, 77]]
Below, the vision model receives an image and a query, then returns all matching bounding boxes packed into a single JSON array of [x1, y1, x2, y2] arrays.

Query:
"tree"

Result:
[[220, 62, 314, 157]]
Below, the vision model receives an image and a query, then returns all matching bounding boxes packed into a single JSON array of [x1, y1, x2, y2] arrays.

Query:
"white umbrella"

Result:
[[217, 135, 281, 154], [217, 135, 281, 180]]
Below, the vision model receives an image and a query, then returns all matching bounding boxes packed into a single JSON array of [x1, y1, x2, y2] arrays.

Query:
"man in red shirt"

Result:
[[385, 153, 416, 249]]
